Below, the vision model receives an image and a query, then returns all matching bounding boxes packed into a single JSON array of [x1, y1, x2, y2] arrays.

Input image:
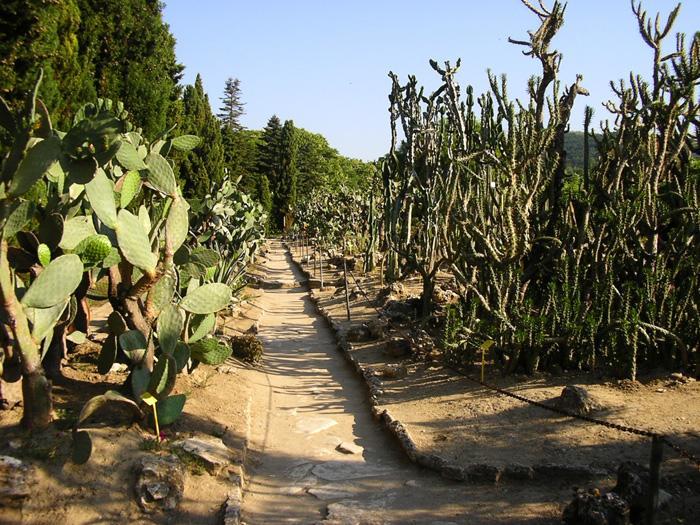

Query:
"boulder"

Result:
[[134, 455, 185, 513], [562, 489, 630, 525], [556, 385, 599, 416], [385, 337, 412, 358]]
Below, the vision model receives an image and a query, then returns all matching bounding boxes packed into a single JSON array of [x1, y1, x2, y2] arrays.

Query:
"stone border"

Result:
[[222, 392, 252, 524], [285, 243, 611, 484]]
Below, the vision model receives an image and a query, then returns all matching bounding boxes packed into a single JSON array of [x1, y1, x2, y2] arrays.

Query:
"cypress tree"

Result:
[[258, 115, 283, 208], [275, 120, 299, 229], [218, 77, 245, 132], [178, 74, 225, 198], [0, 0, 94, 127], [76, 0, 182, 137]]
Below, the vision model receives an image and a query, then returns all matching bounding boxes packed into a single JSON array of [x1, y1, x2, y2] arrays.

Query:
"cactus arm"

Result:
[[0, 239, 40, 371], [0, 238, 52, 428]]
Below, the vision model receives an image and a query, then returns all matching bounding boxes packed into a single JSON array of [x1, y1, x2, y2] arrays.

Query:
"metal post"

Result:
[[343, 255, 351, 321], [646, 436, 663, 525]]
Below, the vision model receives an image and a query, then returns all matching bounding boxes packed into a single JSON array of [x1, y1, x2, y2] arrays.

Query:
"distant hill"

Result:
[[564, 131, 599, 170]]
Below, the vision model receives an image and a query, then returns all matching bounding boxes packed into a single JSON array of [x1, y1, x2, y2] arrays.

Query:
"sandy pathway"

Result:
[[240, 241, 559, 524]]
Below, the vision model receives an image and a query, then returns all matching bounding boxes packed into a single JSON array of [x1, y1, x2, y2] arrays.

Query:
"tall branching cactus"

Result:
[[381, 0, 699, 378], [383, 64, 463, 317]]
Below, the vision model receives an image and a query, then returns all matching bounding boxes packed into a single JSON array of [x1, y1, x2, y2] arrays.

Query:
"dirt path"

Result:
[[240, 242, 561, 525]]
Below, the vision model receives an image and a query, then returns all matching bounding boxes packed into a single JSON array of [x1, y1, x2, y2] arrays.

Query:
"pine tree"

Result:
[[178, 74, 225, 198], [218, 77, 245, 132]]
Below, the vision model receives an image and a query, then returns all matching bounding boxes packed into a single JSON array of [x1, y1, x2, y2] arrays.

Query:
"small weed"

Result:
[[54, 407, 78, 429], [139, 437, 163, 452], [171, 447, 208, 476]]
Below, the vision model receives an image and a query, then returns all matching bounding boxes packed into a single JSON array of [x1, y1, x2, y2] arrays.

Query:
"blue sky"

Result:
[[162, 1, 699, 161]]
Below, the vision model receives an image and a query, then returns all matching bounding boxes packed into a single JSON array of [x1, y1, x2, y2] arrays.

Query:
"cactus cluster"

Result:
[[374, 0, 700, 379], [0, 72, 264, 453]]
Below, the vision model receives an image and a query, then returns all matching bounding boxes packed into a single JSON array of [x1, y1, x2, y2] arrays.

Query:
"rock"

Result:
[[0, 456, 32, 507], [534, 463, 607, 479], [465, 463, 501, 483], [383, 299, 417, 323], [556, 385, 600, 416], [308, 485, 355, 500], [324, 499, 389, 524], [345, 325, 371, 343], [612, 462, 671, 522], [375, 364, 408, 380], [135, 455, 185, 513], [432, 286, 459, 305], [295, 417, 338, 435], [311, 461, 390, 481], [562, 489, 631, 525], [335, 442, 363, 455], [410, 329, 435, 354], [246, 321, 259, 335], [367, 318, 388, 340], [441, 465, 467, 481], [222, 486, 243, 525], [385, 337, 412, 358], [216, 364, 237, 374], [174, 435, 237, 475], [503, 463, 535, 480]]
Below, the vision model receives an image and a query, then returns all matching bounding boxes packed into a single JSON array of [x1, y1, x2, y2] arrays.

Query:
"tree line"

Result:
[[0, 0, 373, 230]]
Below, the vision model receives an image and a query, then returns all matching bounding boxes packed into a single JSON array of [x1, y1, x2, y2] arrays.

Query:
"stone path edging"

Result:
[[285, 244, 611, 484]]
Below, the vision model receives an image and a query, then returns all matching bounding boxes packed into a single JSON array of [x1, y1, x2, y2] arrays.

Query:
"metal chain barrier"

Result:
[[453, 369, 700, 469], [347, 269, 383, 315], [308, 243, 700, 470]]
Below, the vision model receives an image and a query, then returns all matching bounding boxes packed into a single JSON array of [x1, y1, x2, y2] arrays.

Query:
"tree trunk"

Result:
[[21, 369, 52, 429], [420, 275, 434, 319]]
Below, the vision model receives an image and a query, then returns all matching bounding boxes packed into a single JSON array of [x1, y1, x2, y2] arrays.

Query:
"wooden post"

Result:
[[343, 254, 351, 321], [646, 436, 663, 525]]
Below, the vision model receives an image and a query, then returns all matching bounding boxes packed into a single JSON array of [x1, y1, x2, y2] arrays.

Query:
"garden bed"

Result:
[[288, 245, 700, 521]]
